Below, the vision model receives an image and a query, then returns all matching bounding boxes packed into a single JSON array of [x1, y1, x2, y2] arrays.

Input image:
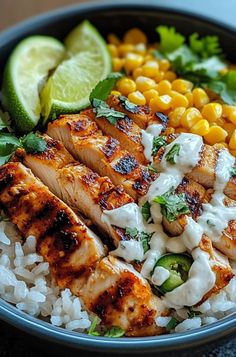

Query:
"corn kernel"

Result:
[[164, 71, 177, 82], [128, 91, 146, 105], [154, 71, 165, 83], [150, 95, 172, 112], [230, 149, 236, 157], [117, 77, 136, 96], [158, 59, 171, 72], [214, 143, 228, 150], [215, 117, 226, 127], [107, 33, 120, 46], [192, 88, 210, 108], [134, 43, 146, 55], [204, 126, 228, 145], [144, 55, 153, 63], [190, 119, 210, 136], [111, 90, 121, 96], [224, 123, 235, 138], [124, 53, 144, 72], [143, 89, 159, 104], [164, 127, 175, 135], [229, 129, 236, 149], [142, 61, 159, 78], [180, 107, 202, 129], [123, 28, 147, 44], [135, 76, 156, 92], [222, 104, 236, 118], [107, 44, 118, 57], [169, 107, 186, 127], [157, 80, 172, 95], [229, 111, 236, 126], [185, 92, 193, 107], [172, 79, 193, 94], [112, 58, 124, 72], [201, 103, 222, 122], [171, 91, 189, 109], [118, 44, 135, 57], [175, 127, 188, 134]]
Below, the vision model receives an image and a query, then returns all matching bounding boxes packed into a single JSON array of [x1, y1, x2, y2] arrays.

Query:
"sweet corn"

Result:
[[201, 103, 223, 122], [142, 61, 159, 78], [107, 33, 120, 46], [230, 149, 236, 157], [222, 104, 236, 118], [150, 95, 172, 112], [112, 58, 124, 72], [117, 77, 136, 96], [123, 28, 147, 44], [190, 119, 210, 136], [154, 71, 165, 83], [224, 123, 235, 138], [118, 44, 135, 56], [180, 107, 202, 129], [107, 44, 118, 57], [171, 91, 189, 109], [229, 129, 236, 149], [111, 90, 121, 96], [124, 53, 144, 72], [157, 80, 172, 95], [133, 67, 143, 79], [164, 127, 175, 135], [135, 76, 156, 92], [128, 91, 146, 105], [144, 55, 153, 63], [229, 111, 236, 126], [172, 79, 193, 94], [192, 88, 210, 108], [204, 126, 228, 145], [135, 43, 146, 55], [164, 71, 177, 82], [169, 107, 186, 127], [158, 59, 171, 72], [175, 127, 188, 133], [214, 143, 228, 150], [185, 92, 193, 107], [143, 89, 159, 104]]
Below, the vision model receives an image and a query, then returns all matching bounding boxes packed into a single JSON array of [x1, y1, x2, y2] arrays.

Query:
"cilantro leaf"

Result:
[[166, 317, 179, 330], [20, 133, 47, 154], [104, 326, 125, 338], [153, 188, 190, 223], [230, 167, 236, 177], [152, 136, 167, 156], [206, 70, 236, 105], [187, 307, 202, 319], [0, 109, 12, 132], [125, 227, 138, 238], [156, 26, 185, 53], [189, 33, 222, 58], [91, 98, 125, 125], [88, 316, 101, 336], [141, 201, 151, 222], [140, 232, 153, 254], [89, 72, 123, 102], [147, 163, 158, 173], [119, 96, 139, 113], [165, 143, 180, 164], [0, 134, 21, 165]]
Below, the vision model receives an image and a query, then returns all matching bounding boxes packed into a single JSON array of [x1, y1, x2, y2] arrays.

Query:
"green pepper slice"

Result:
[[153, 253, 193, 293]]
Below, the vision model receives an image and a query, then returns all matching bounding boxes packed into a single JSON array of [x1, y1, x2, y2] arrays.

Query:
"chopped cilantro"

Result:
[[187, 307, 202, 319], [230, 167, 236, 177], [165, 143, 180, 164], [189, 33, 222, 58], [88, 316, 101, 336], [156, 26, 185, 54], [104, 326, 125, 338], [89, 72, 123, 102], [152, 136, 167, 156], [141, 201, 151, 222], [153, 188, 190, 223], [140, 231, 153, 254], [91, 98, 125, 125], [147, 163, 158, 173], [20, 133, 47, 154], [119, 96, 139, 113], [166, 317, 179, 330], [125, 227, 138, 237]]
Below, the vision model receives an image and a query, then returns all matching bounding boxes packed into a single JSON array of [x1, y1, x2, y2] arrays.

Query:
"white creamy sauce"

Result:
[[164, 248, 216, 307], [152, 266, 170, 286], [166, 237, 186, 253], [141, 123, 163, 162], [111, 240, 144, 263], [181, 217, 203, 250]]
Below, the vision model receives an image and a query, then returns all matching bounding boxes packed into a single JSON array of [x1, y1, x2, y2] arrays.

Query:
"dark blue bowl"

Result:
[[0, 2, 235, 354]]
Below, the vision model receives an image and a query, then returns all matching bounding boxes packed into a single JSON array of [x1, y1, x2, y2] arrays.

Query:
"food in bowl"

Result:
[[0, 20, 235, 337]]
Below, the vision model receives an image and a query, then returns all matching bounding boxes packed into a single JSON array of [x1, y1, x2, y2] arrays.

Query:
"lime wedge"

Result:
[[1, 36, 65, 133], [41, 21, 111, 123]]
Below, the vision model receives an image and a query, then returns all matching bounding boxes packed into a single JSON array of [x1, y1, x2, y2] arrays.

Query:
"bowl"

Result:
[[0, 2, 235, 355]]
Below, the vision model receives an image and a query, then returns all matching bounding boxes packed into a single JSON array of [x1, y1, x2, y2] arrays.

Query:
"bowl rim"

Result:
[[0, 1, 235, 353]]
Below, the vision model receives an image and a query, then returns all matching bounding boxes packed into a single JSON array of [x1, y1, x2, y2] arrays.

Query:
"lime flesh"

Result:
[[2, 36, 65, 133]]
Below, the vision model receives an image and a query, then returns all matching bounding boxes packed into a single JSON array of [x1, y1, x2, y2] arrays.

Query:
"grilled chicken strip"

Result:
[[0, 162, 165, 336], [106, 94, 169, 129], [47, 114, 157, 200]]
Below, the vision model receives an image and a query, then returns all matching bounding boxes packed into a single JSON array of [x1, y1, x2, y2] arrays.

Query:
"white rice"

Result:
[[0, 218, 91, 332], [0, 216, 235, 335]]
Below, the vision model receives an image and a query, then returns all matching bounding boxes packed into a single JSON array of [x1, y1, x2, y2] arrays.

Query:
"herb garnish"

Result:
[[88, 316, 101, 336], [166, 317, 179, 330], [147, 163, 158, 173], [206, 219, 216, 228], [152, 136, 167, 156], [165, 143, 180, 164], [91, 98, 125, 125], [89, 72, 123, 102], [119, 95, 139, 113], [187, 307, 202, 319], [141, 201, 151, 222], [230, 167, 236, 177], [125, 227, 138, 237], [125, 227, 153, 254], [104, 326, 125, 338], [0, 109, 12, 132], [153, 188, 190, 223]]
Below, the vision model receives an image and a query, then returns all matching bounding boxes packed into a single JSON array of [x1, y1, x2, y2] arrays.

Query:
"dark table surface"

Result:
[[0, 0, 236, 356]]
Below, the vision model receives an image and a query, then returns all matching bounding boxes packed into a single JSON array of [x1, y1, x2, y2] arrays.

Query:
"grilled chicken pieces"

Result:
[[0, 162, 165, 336]]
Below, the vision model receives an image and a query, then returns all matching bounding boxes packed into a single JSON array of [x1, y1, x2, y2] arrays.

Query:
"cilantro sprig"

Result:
[[125, 227, 153, 254], [141, 201, 151, 222], [91, 98, 125, 125], [119, 96, 139, 113], [187, 307, 202, 319], [88, 317, 125, 338], [153, 188, 190, 223], [152, 136, 167, 156], [165, 143, 180, 164]]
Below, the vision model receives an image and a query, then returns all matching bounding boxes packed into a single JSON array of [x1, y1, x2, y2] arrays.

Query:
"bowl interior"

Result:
[[0, 2, 235, 353]]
